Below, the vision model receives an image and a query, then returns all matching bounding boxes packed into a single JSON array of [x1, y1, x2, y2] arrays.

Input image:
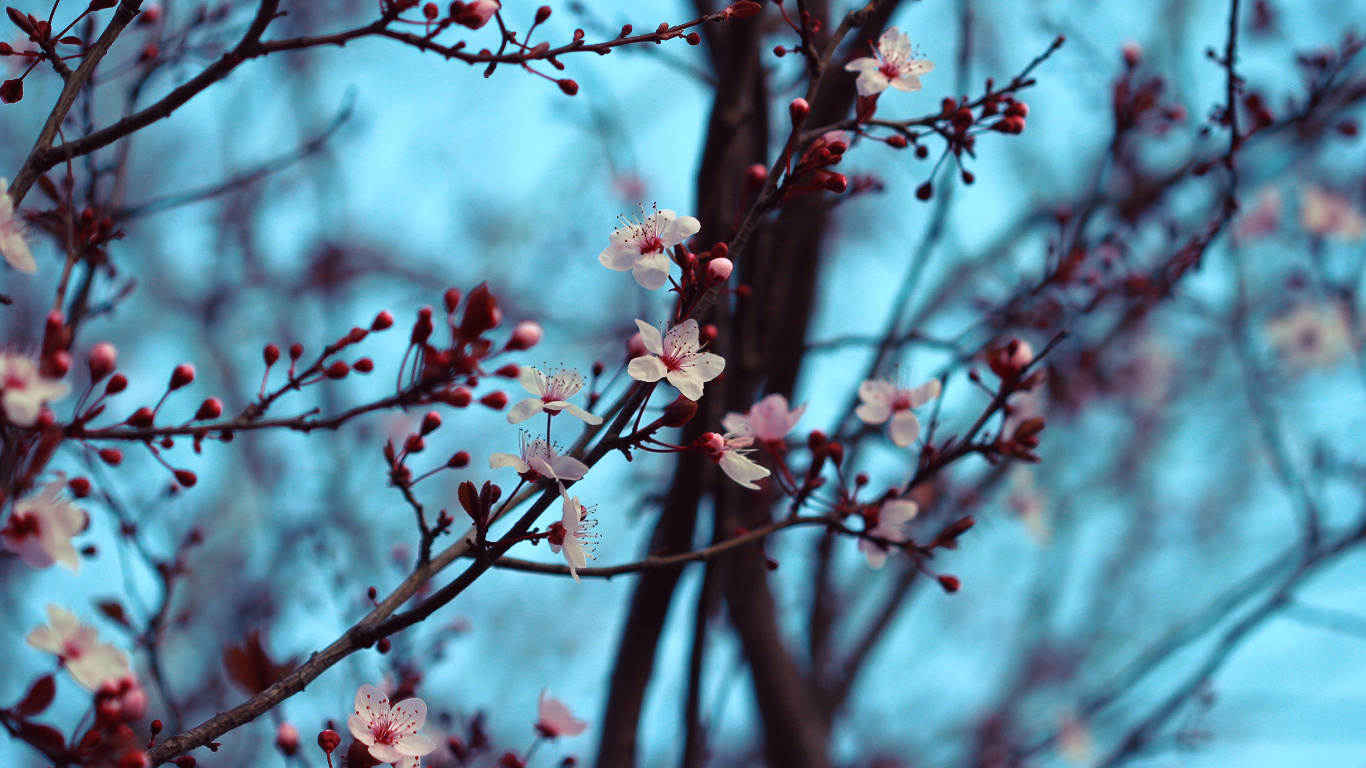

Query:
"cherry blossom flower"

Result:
[[489, 432, 589, 482], [1232, 186, 1281, 243], [598, 206, 700, 290], [348, 683, 436, 768], [0, 352, 70, 427], [536, 691, 588, 739], [95, 673, 148, 724], [859, 499, 918, 569], [1300, 185, 1366, 241], [844, 27, 934, 97], [1008, 468, 1050, 545], [855, 375, 941, 447], [2, 480, 88, 571], [0, 178, 34, 274], [627, 320, 725, 401], [1265, 302, 1354, 370], [507, 366, 602, 425], [696, 431, 771, 490], [548, 488, 599, 583], [26, 605, 131, 691], [721, 393, 806, 444]]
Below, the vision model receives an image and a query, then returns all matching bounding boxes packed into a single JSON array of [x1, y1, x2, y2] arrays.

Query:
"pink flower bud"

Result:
[[194, 397, 223, 421], [168, 364, 195, 391], [454, 0, 499, 29], [693, 432, 725, 457], [88, 342, 117, 382], [789, 97, 810, 124], [276, 723, 300, 756], [421, 411, 442, 434], [706, 258, 733, 285], [507, 320, 543, 351], [372, 310, 395, 331]]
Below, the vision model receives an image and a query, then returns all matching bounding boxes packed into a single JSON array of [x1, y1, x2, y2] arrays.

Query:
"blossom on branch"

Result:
[[490, 433, 589, 482], [0, 178, 34, 273], [26, 605, 131, 691], [855, 375, 941, 447], [860, 499, 918, 569], [348, 683, 436, 768], [598, 206, 700, 290], [536, 690, 588, 738], [2, 480, 88, 571], [844, 27, 934, 98], [627, 319, 725, 401], [721, 393, 806, 444], [1300, 185, 1366, 240], [548, 487, 599, 583], [507, 366, 602, 425], [695, 431, 771, 490], [0, 352, 70, 427], [1265, 302, 1354, 371]]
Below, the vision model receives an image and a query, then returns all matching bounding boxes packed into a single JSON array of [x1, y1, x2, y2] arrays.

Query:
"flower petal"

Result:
[[396, 733, 437, 757], [666, 370, 705, 401], [369, 743, 405, 764], [632, 250, 670, 290], [550, 455, 589, 481], [490, 452, 531, 473], [506, 398, 544, 424], [890, 75, 922, 92], [560, 403, 604, 425], [391, 697, 428, 735], [844, 56, 881, 72], [634, 320, 664, 356], [598, 243, 639, 271], [858, 379, 894, 404], [682, 352, 725, 382], [720, 412, 748, 435], [887, 410, 921, 447], [856, 70, 890, 97], [664, 319, 700, 351], [718, 452, 771, 490], [908, 378, 942, 408], [517, 366, 548, 397], [856, 402, 890, 425], [354, 684, 390, 730], [627, 356, 667, 383], [348, 714, 377, 745], [660, 214, 700, 247]]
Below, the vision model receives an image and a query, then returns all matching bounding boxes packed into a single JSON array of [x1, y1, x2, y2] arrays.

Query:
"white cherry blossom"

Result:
[[1300, 185, 1366, 240], [507, 366, 602, 425], [598, 206, 700, 290], [0, 352, 69, 427], [0, 178, 34, 273], [627, 320, 725, 401], [536, 691, 588, 738], [490, 433, 589, 482], [844, 27, 934, 97], [721, 393, 806, 444], [348, 683, 436, 768], [2, 480, 88, 571], [26, 605, 131, 691], [856, 375, 941, 447], [860, 499, 918, 569], [549, 488, 599, 583]]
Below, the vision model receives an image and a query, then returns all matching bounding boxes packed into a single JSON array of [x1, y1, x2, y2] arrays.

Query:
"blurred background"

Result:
[[2, 0, 1365, 766]]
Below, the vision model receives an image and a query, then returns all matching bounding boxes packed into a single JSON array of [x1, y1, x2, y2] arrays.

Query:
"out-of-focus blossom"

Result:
[[26, 605, 131, 691], [348, 684, 436, 768], [95, 673, 148, 724], [844, 27, 934, 97], [855, 375, 941, 447], [1265, 302, 1354, 370], [1058, 710, 1094, 765], [0, 178, 34, 273], [536, 691, 588, 738], [507, 366, 602, 425], [721, 394, 806, 444], [627, 319, 725, 401], [1300, 185, 1366, 240], [1232, 186, 1281, 243], [860, 499, 918, 569], [549, 488, 599, 583], [1008, 468, 1050, 545], [598, 207, 700, 290], [452, 0, 500, 29], [2, 480, 88, 571], [490, 433, 588, 482], [0, 352, 69, 426]]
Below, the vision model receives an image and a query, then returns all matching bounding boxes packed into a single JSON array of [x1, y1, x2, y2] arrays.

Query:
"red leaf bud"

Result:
[[660, 395, 698, 427], [724, 0, 762, 19]]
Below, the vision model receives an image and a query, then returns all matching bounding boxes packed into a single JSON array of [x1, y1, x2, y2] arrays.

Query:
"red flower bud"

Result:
[[174, 470, 197, 488], [558, 78, 579, 96], [105, 374, 128, 395], [276, 723, 300, 757], [88, 342, 117, 382], [887, 134, 908, 149], [506, 320, 543, 351], [460, 283, 501, 337], [789, 97, 810, 124], [289, 343, 304, 361], [938, 574, 961, 593], [0, 78, 23, 104], [447, 450, 471, 468], [263, 344, 280, 366], [480, 391, 508, 409], [534, 5, 551, 23], [421, 411, 442, 434], [915, 181, 933, 201], [69, 476, 92, 497], [353, 357, 374, 373], [317, 729, 341, 754], [824, 173, 848, 193], [372, 310, 395, 331], [127, 407, 154, 427], [99, 448, 123, 466], [194, 397, 223, 421], [167, 363, 195, 390]]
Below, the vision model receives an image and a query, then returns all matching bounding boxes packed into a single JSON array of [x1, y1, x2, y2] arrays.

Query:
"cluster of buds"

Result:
[[991, 416, 1045, 464], [30, 201, 124, 268], [781, 130, 852, 200], [407, 284, 521, 405], [66, 677, 153, 767], [1112, 59, 1185, 135], [668, 242, 734, 313]]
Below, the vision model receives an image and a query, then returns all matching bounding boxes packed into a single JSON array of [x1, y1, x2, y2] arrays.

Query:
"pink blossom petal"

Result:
[[368, 742, 405, 764], [599, 243, 639, 271], [549, 455, 589, 481], [719, 451, 770, 489], [856, 401, 891, 425], [391, 698, 428, 736], [396, 733, 437, 757], [517, 366, 549, 397], [348, 714, 376, 745], [632, 250, 671, 290], [506, 398, 545, 424], [560, 403, 604, 425], [887, 410, 921, 447], [353, 684, 390, 731], [844, 56, 881, 72], [666, 370, 705, 401], [634, 320, 665, 356], [490, 452, 531, 473]]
